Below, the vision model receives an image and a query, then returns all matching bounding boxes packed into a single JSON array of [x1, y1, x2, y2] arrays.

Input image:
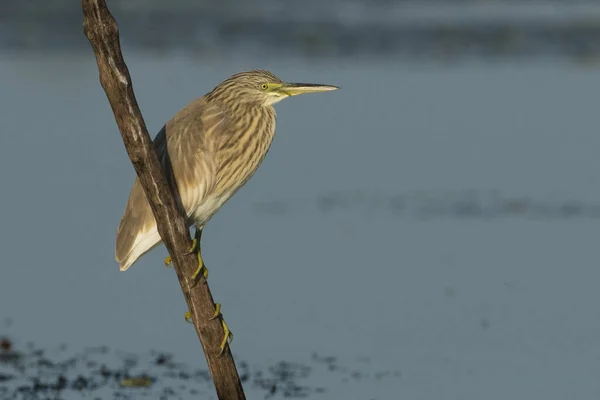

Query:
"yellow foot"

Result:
[[183, 304, 232, 356], [185, 238, 198, 254], [165, 235, 209, 285], [190, 252, 209, 287], [210, 303, 222, 320], [210, 303, 233, 356], [217, 319, 233, 356], [164, 238, 199, 269]]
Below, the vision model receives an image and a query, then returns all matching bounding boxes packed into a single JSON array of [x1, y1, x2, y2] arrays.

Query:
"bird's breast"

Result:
[[190, 190, 235, 226], [214, 107, 276, 196]]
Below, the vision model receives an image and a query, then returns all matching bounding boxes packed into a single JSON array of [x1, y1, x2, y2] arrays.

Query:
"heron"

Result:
[[115, 69, 339, 354]]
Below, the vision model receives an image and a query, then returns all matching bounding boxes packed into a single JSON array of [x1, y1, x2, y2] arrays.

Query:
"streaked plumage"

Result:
[[116, 69, 338, 271]]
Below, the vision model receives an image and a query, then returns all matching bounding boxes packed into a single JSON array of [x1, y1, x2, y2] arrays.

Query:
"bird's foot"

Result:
[[164, 237, 199, 268], [185, 238, 199, 255], [190, 252, 209, 287], [211, 303, 233, 356], [183, 304, 232, 356], [164, 237, 209, 285], [188, 228, 208, 285], [186, 237, 209, 282]]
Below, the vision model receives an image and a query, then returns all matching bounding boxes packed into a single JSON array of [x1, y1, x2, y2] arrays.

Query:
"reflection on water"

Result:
[[253, 190, 600, 220]]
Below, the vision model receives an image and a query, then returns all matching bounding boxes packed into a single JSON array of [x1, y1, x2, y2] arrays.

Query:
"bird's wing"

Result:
[[115, 98, 226, 271]]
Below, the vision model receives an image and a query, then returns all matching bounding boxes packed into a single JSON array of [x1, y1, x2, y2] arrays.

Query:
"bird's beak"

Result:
[[278, 82, 340, 97]]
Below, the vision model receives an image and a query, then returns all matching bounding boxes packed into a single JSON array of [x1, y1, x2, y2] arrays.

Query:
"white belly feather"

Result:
[[189, 190, 234, 227]]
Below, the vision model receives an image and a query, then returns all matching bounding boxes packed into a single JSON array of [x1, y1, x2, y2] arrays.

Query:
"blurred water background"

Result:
[[2, 0, 600, 399]]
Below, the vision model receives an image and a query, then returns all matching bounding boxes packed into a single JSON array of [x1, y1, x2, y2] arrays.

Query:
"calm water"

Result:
[[1, 52, 600, 399], [8, 2, 600, 60]]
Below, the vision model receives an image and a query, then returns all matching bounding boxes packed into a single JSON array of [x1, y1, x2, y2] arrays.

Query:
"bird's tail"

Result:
[[116, 226, 162, 271], [115, 179, 163, 271]]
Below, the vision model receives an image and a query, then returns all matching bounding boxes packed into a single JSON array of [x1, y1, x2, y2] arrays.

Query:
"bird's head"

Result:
[[208, 69, 339, 107]]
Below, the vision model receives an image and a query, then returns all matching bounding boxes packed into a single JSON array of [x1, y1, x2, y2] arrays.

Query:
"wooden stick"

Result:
[[81, 1, 246, 399]]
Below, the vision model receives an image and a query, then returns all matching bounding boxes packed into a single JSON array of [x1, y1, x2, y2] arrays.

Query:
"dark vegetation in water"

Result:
[[0, 335, 399, 400]]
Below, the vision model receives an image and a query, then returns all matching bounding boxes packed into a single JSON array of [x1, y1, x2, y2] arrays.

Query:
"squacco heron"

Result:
[[115, 69, 339, 354]]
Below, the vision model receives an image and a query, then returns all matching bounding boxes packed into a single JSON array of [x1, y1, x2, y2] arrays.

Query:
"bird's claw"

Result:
[[211, 303, 233, 356], [210, 303, 222, 320], [184, 304, 232, 356], [164, 239, 200, 268], [217, 318, 233, 356], [185, 238, 199, 255], [190, 252, 209, 287], [188, 229, 208, 286], [165, 235, 209, 287]]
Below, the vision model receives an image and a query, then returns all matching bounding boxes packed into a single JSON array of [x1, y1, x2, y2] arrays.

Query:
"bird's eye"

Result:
[[260, 83, 268, 90]]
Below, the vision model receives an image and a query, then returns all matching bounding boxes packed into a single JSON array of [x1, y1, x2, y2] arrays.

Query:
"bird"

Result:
[[115, 69, 339, 354]]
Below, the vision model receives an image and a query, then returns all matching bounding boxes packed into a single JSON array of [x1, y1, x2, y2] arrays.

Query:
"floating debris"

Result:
[[119, 376, 154, 388]]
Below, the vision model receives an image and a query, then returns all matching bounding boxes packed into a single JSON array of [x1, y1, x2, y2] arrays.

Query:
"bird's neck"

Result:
[[212, 103, 277, 195]]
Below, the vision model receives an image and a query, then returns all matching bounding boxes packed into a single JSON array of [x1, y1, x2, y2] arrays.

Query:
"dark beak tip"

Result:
[[322, 85, 341, 91]]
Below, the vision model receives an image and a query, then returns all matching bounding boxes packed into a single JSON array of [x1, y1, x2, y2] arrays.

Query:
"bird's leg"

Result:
[[164, 226, 209, 282], [188, 229, 232, 354], [187, 226, 209, 284], [171, 227, 231, 355], [183, 304, 233, 356]]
